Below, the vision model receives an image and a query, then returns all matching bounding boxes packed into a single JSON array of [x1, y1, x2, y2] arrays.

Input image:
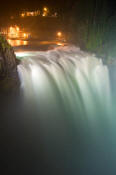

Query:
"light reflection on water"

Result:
[[7, 39, 28, 46], [7, 39, 65, 47]]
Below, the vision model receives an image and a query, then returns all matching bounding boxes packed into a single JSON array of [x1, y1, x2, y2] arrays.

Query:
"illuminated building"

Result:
[[42, 7, 49, 17], [20, 7, 58, 18], [21, 10, 41, 17]]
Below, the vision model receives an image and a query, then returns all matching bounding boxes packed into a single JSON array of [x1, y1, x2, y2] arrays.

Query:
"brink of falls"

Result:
[[16, 46, 116, 175]]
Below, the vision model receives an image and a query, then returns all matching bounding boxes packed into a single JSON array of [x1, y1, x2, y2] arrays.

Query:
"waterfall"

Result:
[[17, 46, 116, 174]]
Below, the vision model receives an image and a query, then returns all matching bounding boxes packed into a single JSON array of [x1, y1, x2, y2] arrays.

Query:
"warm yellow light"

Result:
[[43, 7, 48, 12], [24, 41, 28, 45], [57, 32, 62, 37], [42, 13, 46, 16], [7, 39, 11, 44], [21, 13, 25, 17], [16, 40, 21, 45], [57, 42, 63, 46], [23, 33, 27, 38], [10, 26, 13, 30], [16, 27, 20, 31]]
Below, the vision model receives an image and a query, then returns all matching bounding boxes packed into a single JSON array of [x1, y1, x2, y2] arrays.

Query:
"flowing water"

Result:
[[15, 46, 116, 174]]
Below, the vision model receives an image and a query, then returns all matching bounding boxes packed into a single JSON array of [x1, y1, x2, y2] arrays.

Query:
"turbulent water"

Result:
[[16, 46, 116, 174]]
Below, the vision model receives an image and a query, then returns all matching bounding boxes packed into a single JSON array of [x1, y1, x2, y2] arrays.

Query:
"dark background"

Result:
[[0, 0, 115, 16]]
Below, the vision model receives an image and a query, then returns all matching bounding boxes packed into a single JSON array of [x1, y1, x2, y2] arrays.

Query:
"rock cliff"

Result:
[[0, 36, 19, 95]]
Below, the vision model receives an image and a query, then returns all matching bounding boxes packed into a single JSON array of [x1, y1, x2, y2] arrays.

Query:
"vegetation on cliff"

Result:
[[65, 0, 116, 63]]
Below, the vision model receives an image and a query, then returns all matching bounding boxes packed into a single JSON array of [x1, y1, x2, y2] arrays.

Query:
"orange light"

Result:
[[42, 13, 46, 16], [24, 41, 28, 45], [23, 33, 27, 38], [21, 13, 25, 17], [57, 42, 63, 46], [16, 27, 20, 31], [43, 7, 48, 12], [10, 26, 13, 30], [16, 40, 21, 45], [57, 32, 62, 37]]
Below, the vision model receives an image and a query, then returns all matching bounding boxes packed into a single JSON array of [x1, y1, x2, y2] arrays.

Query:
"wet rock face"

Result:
[[0, 36, 19, 95], [0, 45, 16, 76]]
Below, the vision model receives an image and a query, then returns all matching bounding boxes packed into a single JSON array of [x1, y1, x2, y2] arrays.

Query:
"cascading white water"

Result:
[[17, 46, 112, 116], [17, 46, 116, 174]]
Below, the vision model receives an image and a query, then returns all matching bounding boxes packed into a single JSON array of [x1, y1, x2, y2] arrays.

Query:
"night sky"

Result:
[[1, 0, 65, 13], [0, 0, 116, 16], [0, 0, 80, 16]]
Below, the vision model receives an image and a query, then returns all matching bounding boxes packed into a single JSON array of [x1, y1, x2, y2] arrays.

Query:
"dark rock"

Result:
[[0, 36, 20, 95]]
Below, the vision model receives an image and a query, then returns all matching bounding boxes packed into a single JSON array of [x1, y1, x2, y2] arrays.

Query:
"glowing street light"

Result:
[[42, 7, 49, 16], [57, 32, 62, 37], [43, 7, 48, 12], [21, 13, 25, 17]]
